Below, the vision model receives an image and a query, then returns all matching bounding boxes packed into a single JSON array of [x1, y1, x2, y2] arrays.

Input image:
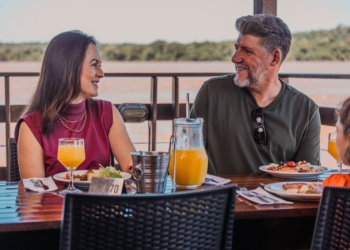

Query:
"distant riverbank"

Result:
[[2, 25, 350, 61]]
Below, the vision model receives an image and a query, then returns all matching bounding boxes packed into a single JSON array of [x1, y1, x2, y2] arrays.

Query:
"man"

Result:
[[190, 14, 320, 175]]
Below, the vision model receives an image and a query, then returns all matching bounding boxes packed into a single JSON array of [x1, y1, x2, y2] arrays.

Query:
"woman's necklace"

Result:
[[57, 109, 86, 123], [56, 109, 87, 133]]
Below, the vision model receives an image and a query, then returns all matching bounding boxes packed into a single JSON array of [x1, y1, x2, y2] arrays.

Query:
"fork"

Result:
[[239, 187, 273, 203]]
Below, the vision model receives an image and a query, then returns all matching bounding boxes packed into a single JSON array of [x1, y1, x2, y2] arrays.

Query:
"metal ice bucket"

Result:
[[131, 151, 170, 193]]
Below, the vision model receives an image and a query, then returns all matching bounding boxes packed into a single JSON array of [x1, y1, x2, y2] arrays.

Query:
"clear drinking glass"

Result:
[[328, 132, 342, 173], [57, 138, 85, 194]]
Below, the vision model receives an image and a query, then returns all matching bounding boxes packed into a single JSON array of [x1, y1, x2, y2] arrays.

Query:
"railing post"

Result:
[[280, 77, 289, 84], [5, 76, 10, 168], [149, 76, 158, 151], [172, 76, 179, 132], [254, 0, 277, 15]]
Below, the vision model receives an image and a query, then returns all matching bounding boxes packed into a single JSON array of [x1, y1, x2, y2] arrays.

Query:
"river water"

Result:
[[1, 61, 350, 169]]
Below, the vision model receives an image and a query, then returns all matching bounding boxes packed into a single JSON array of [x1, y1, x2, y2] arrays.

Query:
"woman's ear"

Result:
[[270, 49, 282, 66]]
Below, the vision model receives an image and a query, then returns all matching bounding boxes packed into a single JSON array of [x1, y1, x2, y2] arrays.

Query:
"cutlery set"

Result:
[[239, 187, 280, 203], [30, 179, 49, 190]]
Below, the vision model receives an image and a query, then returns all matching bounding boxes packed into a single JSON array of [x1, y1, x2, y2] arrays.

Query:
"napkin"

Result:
[[322, 173, 350, 188], [204, 174, 231, 186], [23, 177, 58, 192], [237, 187, 293, 205]]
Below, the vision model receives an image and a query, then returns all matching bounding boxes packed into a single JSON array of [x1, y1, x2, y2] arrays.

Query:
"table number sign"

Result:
[[88, 177, 126, 195]]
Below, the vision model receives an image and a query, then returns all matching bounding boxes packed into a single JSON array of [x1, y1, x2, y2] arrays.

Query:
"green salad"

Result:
[[98, 164, 122, 178]]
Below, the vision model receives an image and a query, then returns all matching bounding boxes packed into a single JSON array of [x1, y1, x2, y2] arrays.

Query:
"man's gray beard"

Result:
[[234, 69, 266, 88]]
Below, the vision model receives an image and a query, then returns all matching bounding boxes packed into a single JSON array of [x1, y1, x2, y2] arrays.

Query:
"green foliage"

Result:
[[286, 25, 350, 61], [0, 43, 45, 61], [98, 40, 234, 61], [1, 25, 350, 61]]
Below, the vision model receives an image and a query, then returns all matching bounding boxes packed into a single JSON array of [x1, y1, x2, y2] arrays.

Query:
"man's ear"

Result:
[[270, 49, 282, 66]]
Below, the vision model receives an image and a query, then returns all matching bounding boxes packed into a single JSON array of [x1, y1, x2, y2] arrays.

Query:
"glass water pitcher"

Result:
[[169, 117, 208, 188]]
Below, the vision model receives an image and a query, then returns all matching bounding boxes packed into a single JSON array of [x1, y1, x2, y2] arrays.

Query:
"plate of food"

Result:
[[259, 161, 331, 179], [53, 167, 132, 187], [264, 181, 322, 201]]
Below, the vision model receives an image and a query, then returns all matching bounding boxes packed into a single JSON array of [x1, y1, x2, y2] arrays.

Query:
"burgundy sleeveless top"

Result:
[[14, 99, 113, 177]]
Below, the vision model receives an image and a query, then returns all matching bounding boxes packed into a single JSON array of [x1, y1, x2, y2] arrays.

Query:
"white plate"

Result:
[[53, 170, 131, 187], [259, 165, 331, 179], [264, 181, 322, 201]]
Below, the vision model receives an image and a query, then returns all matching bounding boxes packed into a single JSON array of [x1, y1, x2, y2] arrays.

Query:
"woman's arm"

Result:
[[17, 122, 45, 178], [108, 104, 136, 174]]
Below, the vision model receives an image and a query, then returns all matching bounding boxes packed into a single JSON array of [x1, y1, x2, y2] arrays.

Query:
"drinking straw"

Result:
[[186, 93, 190, 118]]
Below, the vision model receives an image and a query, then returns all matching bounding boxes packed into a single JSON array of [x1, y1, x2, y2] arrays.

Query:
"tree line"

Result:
[[1, 25, 350, 61]]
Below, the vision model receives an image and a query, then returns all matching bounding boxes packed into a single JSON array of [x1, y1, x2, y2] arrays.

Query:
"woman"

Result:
[[322, 97, 350, 188], [336, 97, 350, 166], [15, 30, 136, 179]]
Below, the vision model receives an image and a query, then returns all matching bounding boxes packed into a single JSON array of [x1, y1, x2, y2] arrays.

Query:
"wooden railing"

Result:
[[1, 72, 349, 167]]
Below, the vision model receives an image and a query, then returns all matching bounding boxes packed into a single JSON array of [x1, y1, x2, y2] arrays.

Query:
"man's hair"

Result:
[[338, 97, 350, 163], [235, 14, 292, 62]]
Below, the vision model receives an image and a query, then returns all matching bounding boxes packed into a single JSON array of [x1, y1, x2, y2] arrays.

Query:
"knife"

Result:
[[125, 179, 137, 189], [205, 178, 219, 183], [251, 191, 280, 202]]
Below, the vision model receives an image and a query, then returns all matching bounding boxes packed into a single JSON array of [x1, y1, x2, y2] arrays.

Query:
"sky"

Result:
[[0, 0, 350, 44]]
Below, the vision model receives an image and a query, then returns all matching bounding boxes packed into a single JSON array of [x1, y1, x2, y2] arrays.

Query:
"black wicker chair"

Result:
[[311, 186, 350, 250], [59, 184, 237, 250], [6, 138, 20, 182]]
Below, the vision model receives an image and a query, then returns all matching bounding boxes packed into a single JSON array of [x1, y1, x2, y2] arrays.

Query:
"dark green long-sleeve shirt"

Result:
[[190, 74, 320, 175]]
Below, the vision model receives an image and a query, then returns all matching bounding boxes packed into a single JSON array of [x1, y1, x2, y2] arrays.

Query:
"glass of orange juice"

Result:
[[169, 118, 208, 189], [58, 138, 85, 194], [328, 132, 342, 173]]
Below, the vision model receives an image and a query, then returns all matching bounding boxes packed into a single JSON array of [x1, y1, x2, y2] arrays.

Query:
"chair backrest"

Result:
[[59, 184, 237, 250], [6, 138, 20, 182], [311, 186, 350, 250]]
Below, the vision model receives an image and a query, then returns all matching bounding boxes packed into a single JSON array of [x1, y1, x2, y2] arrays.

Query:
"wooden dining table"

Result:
[[0, 171, 337, 250]]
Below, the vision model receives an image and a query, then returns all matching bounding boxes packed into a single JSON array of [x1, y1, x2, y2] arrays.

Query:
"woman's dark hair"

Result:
[[23, 30, 96, 136], [338, 97, 350, 162], [235, 14, 292, 62]]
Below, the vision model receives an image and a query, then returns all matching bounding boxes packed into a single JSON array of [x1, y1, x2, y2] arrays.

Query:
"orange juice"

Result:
[[58, 145, 85, 172], [169, 148, 208, 187], [328, 139, 341, 162]]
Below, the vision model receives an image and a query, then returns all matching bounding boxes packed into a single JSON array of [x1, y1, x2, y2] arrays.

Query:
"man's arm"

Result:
[[189, 82, 209, 149], [294, 106, 321, 165]]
